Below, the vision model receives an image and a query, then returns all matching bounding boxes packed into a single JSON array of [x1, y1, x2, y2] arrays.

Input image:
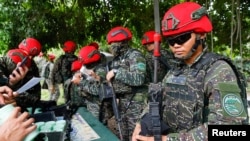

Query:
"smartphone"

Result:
[[13, 57, 28, 76], [18, 57, 28, 67]]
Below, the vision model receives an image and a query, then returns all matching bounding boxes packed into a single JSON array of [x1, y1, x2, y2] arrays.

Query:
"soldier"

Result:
[[34, 52, 47, 76], [71, 44, 112, 123], [132, 2, 249, 141], [0, 38, 42, 110], [51, 40, 78, 102], [41, 53, 60, 101], [141, 30, 174, 82], [79, 26, 148, 140]]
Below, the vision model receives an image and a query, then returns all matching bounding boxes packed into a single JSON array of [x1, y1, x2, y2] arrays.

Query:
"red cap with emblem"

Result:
[[106, 26, 132, 44], [78, 45, 101, 65], [7, 49, 32, 67], [161, 2, 212, 37]]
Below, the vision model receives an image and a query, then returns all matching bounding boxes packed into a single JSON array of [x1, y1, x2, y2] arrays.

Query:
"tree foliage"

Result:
[[0, 0, 249, 62]]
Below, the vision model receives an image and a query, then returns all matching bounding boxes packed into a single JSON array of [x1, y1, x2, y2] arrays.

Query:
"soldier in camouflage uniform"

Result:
[[141, 30, 175, 83], [0, 38, 42, 111], [71, 44, 113, 124], [79, 26, 148, 140], [64, 60, 83, 105], [51, 40, 78, 102], [132, 2, 249, 141], [41, 53, 60, 101]]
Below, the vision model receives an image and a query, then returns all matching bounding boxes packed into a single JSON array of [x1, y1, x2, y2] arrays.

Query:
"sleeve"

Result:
[[115, 50, 147, 86], [78, 66, 105, 96], [166, 60, 248, 141], [79, 79, 100, 96], [15, 60, 41, 108]]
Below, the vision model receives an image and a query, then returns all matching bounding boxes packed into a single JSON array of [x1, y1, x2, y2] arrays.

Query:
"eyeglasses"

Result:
[[167, 32, 192, 46]]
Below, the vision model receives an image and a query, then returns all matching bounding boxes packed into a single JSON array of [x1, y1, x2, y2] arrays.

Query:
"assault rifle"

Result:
[[98, 64, 124, 141], [139, 0, 169, 140]]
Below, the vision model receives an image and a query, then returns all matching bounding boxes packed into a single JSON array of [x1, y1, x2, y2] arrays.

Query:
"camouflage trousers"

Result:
[[44, 79, 60, 102], [86, 98, 113, 125], [117, 93, 148, 141]]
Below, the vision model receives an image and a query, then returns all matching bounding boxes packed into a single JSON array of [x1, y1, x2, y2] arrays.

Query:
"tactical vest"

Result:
[[162, 52, 249, 131], [60, 54, 78, 82]]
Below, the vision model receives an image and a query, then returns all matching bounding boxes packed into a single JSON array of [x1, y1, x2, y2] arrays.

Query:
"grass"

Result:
[[40, 83, 65, 105]]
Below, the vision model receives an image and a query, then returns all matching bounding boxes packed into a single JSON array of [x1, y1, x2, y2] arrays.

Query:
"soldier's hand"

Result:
[[106, 70, 115, 82], [0, 107, 37, 141], [132, 123, 142, 141], [71, 72, 82, 84], [0, 86, 17, 105], [9, 63, 29, 86], [132, 123, 167, 141]]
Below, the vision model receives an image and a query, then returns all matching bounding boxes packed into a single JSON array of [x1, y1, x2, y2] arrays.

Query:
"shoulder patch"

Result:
[[223, 93, 244, 116], [137, 62, 146, 72]]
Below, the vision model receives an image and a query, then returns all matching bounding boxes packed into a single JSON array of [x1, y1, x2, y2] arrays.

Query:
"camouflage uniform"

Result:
[[64, 77, 86, 106], [78, 54, 113, 123], [41, 61, 60, 101], [34, 56, 47, 76], [0, 56, 41, 110], [145, 48, 175, 83], [80, 48, 148, 140], [51, 53, 78, 101], [142, 52, 249, 141], [63, 53, 112, 123]]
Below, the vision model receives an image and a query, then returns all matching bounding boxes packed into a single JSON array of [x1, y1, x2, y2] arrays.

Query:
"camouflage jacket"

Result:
[[142, 52, 249, 141], [0, 56, 41, 108], [79, 48, 148, 97], [145, 48, 175, 83], [51, 53, 78, 85]]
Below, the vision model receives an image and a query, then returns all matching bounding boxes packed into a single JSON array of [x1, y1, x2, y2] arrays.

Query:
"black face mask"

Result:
[[109, 44, 122, 57], [109, 41, 129, 57]]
